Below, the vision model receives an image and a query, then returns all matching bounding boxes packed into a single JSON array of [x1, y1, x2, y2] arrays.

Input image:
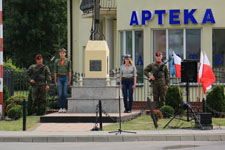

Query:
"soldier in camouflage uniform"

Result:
[[25, 54, 51, 115], [144, 51, 170, 109], [54, 48, 71, 113]]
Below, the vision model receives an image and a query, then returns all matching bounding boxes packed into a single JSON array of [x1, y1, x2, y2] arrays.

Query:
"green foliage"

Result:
[[27, 86, 33, 115], [160, 105, 174, 118], [7, 105, 22, 120], [206, 85, 225, 117], [3, 0, 67, 68], [3, 59, 22, 72], [47, 84, 59, 110], [6, 95, 26, 107], [166, 86, 182, 113], [3, 85, 10, 104]]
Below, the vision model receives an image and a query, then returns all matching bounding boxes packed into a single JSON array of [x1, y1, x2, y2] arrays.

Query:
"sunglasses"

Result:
[[155, 54, 161, 57]]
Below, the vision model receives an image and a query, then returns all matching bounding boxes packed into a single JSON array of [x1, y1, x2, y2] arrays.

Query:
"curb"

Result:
[[0, 134, 225, 142]]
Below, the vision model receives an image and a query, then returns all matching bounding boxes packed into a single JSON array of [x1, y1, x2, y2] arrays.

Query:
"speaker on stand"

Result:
[[181, 60, 197, 121]]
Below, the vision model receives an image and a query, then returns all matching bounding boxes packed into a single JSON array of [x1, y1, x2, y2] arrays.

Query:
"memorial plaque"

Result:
[[90, 60, 102, 71]]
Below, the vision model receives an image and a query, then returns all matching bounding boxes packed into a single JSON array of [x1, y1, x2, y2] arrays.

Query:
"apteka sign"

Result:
[[130, 9, 215, 26]]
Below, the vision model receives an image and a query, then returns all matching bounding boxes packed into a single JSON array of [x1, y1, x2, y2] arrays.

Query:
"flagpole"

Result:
[[176, 77, 183, 103]]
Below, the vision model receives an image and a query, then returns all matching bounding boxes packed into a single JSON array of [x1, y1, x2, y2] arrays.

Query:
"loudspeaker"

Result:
[[195, 113, 213, 130], [181, 60, 197, 82]]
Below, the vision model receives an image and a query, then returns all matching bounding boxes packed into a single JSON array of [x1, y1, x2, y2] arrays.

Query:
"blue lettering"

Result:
[[136, 55, 143, 66], [169, 9, 181, 24], [216, 54, 224, 65], [142, 10, 152, 25], [189, 54, 198, 59], [130, 11, 139, 26], [202, 9, 215, 24], [184, 9, 198, 24], [155, 10, 166, 25]]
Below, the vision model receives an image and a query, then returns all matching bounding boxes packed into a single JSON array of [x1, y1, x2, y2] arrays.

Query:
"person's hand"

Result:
[[165, 85, 168, 91], [132, 84, 136, 90], [67, 81, 71, 87], [55, 82, 57, 88], [45, 85, 50, 91], [30, 79, 35, 84], [149, 75, 155, 80]]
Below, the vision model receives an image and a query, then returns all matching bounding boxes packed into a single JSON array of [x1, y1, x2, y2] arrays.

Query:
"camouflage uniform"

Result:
[[25, 64, 51, 115], [144, 63, 170, 109]]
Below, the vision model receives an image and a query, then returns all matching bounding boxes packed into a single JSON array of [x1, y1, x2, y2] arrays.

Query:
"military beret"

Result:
[[35, 54, 42, 60], [155, 51, 162, 56]]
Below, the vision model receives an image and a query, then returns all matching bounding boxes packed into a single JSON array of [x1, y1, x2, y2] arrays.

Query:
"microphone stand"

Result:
[[109, 70, 136, 135]]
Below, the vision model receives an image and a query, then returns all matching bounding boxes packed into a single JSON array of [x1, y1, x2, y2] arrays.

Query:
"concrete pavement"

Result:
[[1, 128, 225, 142]]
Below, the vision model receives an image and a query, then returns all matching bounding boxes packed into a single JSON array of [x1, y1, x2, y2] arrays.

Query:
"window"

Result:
[[213, 29, 225, 83], [153, 29, 201, 83], [120, 30, 144, 83]]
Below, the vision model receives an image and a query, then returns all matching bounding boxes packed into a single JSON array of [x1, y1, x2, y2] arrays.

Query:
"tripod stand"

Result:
[[109, 76, 136, 135], [163, 82, 202, 129]]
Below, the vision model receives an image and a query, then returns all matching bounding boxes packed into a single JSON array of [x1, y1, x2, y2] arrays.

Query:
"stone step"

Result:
[[40, 112, 142, 123]]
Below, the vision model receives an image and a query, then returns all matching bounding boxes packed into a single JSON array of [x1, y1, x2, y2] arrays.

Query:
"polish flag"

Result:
[[198, 51, 204, 83], [201, 52, 216, 94], [173, 51, 181, 78]]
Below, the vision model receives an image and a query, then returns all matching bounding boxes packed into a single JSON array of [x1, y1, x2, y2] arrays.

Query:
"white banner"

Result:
[[0, 78, 3, 92], [0, 25, 3, 38], [0, 104, 2, 119], [0, 51, 3, 65], [0, 0, 2, 11]]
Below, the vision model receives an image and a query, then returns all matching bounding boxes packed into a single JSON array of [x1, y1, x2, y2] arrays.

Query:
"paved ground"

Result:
[[1, 141, 225, 150]]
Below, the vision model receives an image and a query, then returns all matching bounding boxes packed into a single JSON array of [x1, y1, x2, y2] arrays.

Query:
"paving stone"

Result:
[[123, 136, 138, 142], [137, 135, 153, 141], [194, 135, 209, 141], [181, 135, 195, 141], [152, 136, 166, 141], [4, 138, 19, 142], [166, 136, 181, 141], [221, 135, 225, 141], [93, 136, 108, 142], [48, 137, 64, 142], [77, 136, 93, 142], [208, 135, 221, 141], [108, 136, 123, 142], [32, 137, 48, 143], [19, 137, 33, 142], [64, 137, 77, 142]]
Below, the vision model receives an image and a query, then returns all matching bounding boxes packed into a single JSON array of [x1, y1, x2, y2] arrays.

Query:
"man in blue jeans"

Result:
[[54, 48, 71, 113]]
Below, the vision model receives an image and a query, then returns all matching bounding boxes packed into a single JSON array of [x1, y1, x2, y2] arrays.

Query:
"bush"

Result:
[[3, 85, 10, 104], [206, 85, 225, 117], [6, 95, 26, 107], [166, 86, 182, 113], [3, 59, 22, 73], [7, 105, 22, 120], [160, 105, 174, 118]]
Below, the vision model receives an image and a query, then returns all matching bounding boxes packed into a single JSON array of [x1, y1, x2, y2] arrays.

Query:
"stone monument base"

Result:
[[68, 78, 124, 113]]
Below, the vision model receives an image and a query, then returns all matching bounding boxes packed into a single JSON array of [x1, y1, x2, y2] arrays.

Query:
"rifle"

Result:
[[149, 57, 172, 82], [30, 56, 55, 86]]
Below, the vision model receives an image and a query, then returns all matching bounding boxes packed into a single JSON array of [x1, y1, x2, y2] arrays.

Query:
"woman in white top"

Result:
[[120, 54, 137, 113]]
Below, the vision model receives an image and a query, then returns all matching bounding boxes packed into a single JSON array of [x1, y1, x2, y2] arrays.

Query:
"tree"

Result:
[[3, 0, 67, 68]]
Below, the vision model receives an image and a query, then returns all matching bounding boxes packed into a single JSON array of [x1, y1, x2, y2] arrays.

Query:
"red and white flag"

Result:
[[198, 51, 204, 83], [201, 52, 216, 94], [173, 51, 182, 78]]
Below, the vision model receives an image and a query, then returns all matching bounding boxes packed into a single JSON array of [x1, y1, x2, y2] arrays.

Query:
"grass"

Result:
[[103, 114, 225, 131], [0, 116, 40, 131]]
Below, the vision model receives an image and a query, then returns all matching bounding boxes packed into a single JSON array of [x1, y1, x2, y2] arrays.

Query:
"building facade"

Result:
[[67, 0, 225, 101]]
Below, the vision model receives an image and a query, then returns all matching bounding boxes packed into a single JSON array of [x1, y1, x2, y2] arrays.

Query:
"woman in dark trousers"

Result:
[[120, 54, 137, 113]]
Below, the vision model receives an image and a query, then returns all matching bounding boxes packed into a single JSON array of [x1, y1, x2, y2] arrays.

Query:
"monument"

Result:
[[67, 0, 123, 113]]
